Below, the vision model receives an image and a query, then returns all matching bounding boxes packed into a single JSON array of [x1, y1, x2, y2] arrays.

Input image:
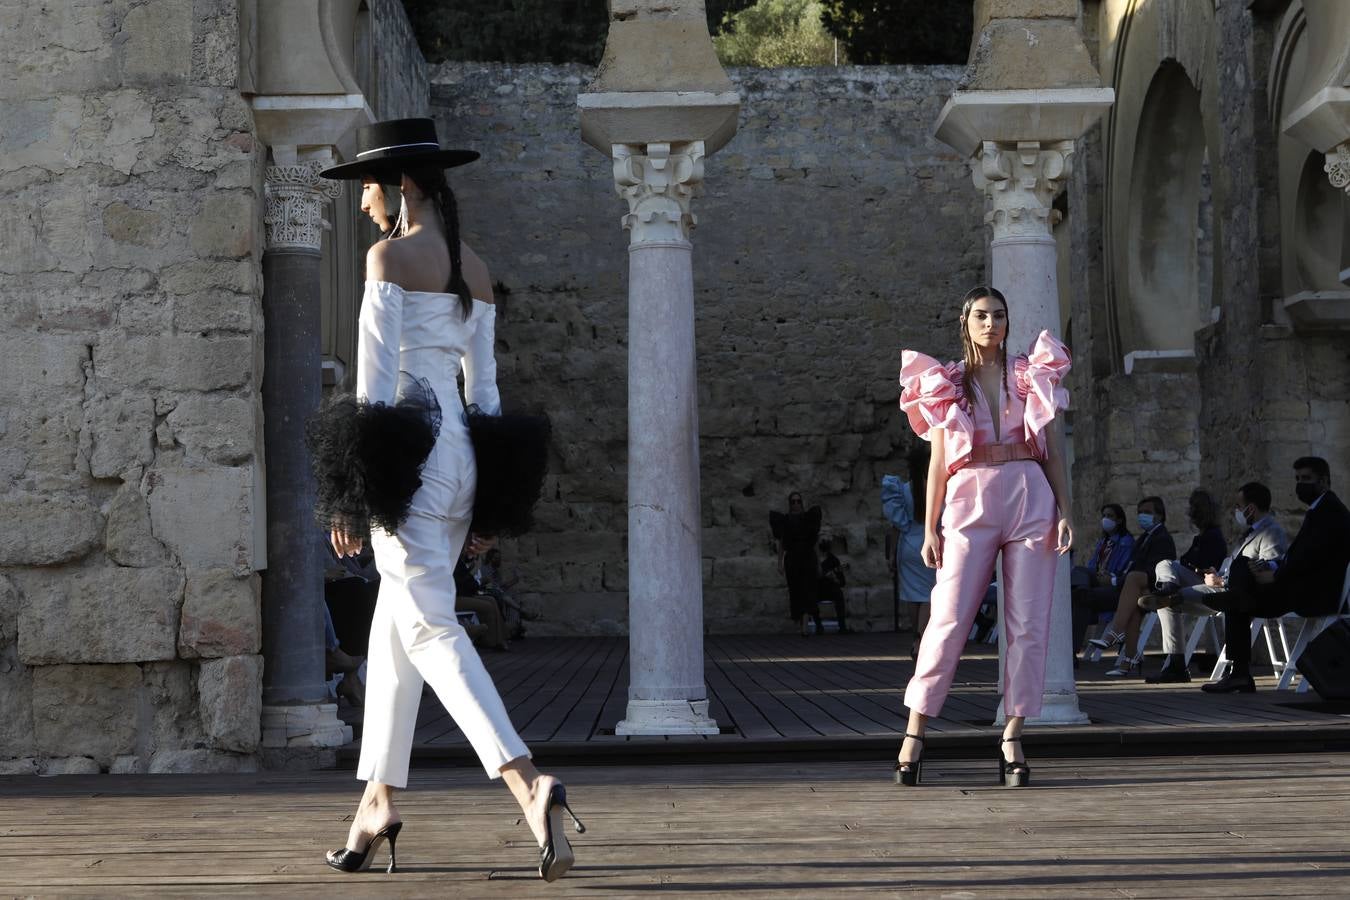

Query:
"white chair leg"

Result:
[[1213, 619, 1265, 682], [1183, 614, 1212, 667], [1282, 616, 1334, 692], [1137, 612, 1157, 660]]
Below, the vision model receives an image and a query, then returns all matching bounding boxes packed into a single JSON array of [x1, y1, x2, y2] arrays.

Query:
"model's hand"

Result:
[[330, 528, 362, 558], [1055, 518, 1073, 556], [466, 533, 498, 556], [921, 532, 942, 569]]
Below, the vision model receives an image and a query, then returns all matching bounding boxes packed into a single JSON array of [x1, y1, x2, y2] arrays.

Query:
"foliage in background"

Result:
[[713, 0, 838, 68], [818, 0, 972, 65], [402, 0, 757, 65]]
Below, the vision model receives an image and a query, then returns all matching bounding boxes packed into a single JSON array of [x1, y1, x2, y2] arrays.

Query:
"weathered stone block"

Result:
[[0, 334, 90, 404], [0, 493, 102, 566], [148, 749, 259, 774], [40, 756, 102, 775], [165, 396, 256, 465], [105, 482, 172, 567], [198, 655, 262, 753], [102, 202, 165, 248], [0, 758, 39, 775], [172, 290, 258, 334], [190, 192, 255, 258], [179, 569, 261, 658], [0, 652, 34, 758], [92, 335, 253, 393], [17, 566, 183, 664], [122, 0, 193, 81], [32, 664, 140, 764], [142, 660, 204, 751], [147, 464, 256, 570], [81, 395, 154, 478]]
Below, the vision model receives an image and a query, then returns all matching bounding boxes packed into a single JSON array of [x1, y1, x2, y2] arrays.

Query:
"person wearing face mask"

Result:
[[1072, 503, 1135, 594], [1199, 457, 1350, 693], [1071, 496, 1177, 670], [1137, 482, 1288, 683]]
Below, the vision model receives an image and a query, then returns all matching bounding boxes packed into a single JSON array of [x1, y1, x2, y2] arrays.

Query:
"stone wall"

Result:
[[371, 0, 430, 120], [0, 1, 265, 774], [430, 62, 986, 634]]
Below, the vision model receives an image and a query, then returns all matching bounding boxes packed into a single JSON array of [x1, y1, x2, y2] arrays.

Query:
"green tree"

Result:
[[713, 0, 839, 68], [819, 0, 972, 65], [402, 0, 758, 65]]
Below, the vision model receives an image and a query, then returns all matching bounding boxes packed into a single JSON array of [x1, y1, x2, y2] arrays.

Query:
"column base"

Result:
[[993, 689, 1091, 726], [261, 702, 352, 750], [617, 699, 720, 736]]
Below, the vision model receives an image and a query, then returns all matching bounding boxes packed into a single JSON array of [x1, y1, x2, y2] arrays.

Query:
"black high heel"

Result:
[[538, 783, 586, 882], [893, 733, 925, 786], [325, 821, 403, 874], [998, 736, 1031, 788]]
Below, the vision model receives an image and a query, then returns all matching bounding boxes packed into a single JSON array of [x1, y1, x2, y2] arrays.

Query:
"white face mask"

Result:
[[1234, 508, 1248, 527], [1101, 517, 1117, 534]]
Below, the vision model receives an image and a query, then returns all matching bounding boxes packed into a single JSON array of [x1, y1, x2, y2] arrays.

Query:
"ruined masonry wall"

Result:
[[431, 62, 987, 635], [0, 1, 266, 774]]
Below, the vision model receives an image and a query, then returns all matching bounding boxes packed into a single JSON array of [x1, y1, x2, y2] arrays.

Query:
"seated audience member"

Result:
[[1088, 490, 1224, 675], [1072, 496, 1177, 669], [454, 541, 509, 650], [1139, 482, 1288, 682], [818, 538, 850, 633], [479, 547, 533, 639], [1200, 457, 1350, 693], [1072, 502, 1135, 591]]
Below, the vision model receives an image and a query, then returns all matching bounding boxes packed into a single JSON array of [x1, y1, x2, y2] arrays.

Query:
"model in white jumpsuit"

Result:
[[354, 279, 530, 787]]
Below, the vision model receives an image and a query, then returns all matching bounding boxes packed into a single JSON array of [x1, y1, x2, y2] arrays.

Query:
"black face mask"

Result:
[[1295, 482, 1322, 505]]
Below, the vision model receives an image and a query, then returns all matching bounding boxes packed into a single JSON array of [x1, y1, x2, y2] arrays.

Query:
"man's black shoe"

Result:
[[1145, 665, 1191, 684], [1152, 581, 1181, 597], [1200, 673, 1256, 694], [1138, 592, 1182, 611]]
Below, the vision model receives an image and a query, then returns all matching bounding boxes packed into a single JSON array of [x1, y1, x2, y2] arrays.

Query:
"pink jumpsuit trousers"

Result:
[[897, 331, 1071, 719]]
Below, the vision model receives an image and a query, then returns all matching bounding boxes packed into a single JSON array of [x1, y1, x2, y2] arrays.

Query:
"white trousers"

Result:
[[357, 497, 530, 788]]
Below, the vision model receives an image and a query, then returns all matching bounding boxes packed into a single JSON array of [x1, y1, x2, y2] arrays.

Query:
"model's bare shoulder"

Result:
[[460, 241, 494, 304], [366, 237, 416, 287]]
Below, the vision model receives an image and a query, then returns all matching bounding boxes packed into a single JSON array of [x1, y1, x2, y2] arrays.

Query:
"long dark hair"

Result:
[[402, 166, 473, 320], [1101, 503, 1128, 536], [906, 444, 931, 523], [958, 285, 1009, 404], [1188, 489, 1220, 530]]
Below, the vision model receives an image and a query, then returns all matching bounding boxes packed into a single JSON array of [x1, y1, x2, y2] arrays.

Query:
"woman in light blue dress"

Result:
[[882, 445, 937, 658]]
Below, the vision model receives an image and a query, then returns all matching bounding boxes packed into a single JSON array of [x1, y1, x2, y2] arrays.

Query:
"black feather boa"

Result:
[[305, 373, 442, 535], [465, 404, 551, 537]]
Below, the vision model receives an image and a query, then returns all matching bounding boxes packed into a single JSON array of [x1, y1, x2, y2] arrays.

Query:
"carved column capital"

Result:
[[973, 140, 1075, 240], [613, 141, 705, 246], [263, 159, 343, 253], [1326, 141, 1350, 195]]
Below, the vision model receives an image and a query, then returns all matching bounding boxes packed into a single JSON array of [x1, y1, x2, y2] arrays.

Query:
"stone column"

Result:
[[975, 140, 1088, 726], [611, 142, 719, 736], [259, 157, 352, 758]]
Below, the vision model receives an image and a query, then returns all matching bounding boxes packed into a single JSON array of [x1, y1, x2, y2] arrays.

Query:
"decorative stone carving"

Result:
[[973, 140, 1075, 239], [613, 141, 705, 245], [1326, 141, 1350, 195], [262, 161, 342, 252]]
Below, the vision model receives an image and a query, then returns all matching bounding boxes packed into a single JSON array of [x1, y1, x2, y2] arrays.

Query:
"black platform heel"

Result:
[[998, 736, 1031, 788], [325, 821, 403, 874], [538, 783, 586, 882], [893, 733, 925, 786]]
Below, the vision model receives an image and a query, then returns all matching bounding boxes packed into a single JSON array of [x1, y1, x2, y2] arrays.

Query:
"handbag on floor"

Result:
[[1297, 619, 1350, 700]]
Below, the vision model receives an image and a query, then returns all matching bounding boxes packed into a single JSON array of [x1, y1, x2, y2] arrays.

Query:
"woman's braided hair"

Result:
[[403, 165, 474, 320]]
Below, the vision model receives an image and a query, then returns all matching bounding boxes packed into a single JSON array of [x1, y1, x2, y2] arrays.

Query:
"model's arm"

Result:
[[355, 242, 405, 405], [460, 244, 501, 415], [921, 429, 949, 569], [1041, 418, 1074, 554]]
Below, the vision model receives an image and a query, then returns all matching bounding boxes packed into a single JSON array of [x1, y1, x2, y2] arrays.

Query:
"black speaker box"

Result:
[[1297, 619, 1350, 701]]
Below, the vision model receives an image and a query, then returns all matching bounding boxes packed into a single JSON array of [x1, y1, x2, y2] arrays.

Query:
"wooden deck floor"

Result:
[[3, 754, 1349, 896], [337, 634, 1350, 761]]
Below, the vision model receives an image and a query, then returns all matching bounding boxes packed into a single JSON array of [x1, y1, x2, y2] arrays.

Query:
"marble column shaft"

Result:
[[612, 142, 718, 736], [258, 161, 349, 749], [975, 140, 1089, 726]]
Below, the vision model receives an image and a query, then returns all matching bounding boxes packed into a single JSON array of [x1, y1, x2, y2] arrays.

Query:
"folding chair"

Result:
[[1270, 563, 1350, 692]]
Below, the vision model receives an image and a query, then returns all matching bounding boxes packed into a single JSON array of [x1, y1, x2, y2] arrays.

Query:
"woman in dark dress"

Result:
[[771, 492, 824, 636]]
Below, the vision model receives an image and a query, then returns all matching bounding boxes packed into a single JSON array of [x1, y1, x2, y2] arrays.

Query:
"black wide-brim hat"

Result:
[[321, 117, 479, 184]]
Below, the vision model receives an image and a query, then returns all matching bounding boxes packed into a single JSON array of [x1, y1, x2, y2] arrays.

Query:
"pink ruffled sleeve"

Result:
[[898, 351, 974, 474], [1016, 330, 1071, 444]]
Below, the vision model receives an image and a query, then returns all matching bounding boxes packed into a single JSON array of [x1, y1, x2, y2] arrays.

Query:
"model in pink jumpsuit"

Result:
[[898, 330, 1071, 719]]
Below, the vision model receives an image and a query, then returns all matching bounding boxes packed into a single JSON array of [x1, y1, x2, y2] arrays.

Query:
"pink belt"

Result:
[[963, 442, 1039, 467]]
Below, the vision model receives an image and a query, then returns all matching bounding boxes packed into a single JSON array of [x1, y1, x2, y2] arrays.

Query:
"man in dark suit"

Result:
[[1072, 496, 1178, 658], [1202, 457, 1350, 693]]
